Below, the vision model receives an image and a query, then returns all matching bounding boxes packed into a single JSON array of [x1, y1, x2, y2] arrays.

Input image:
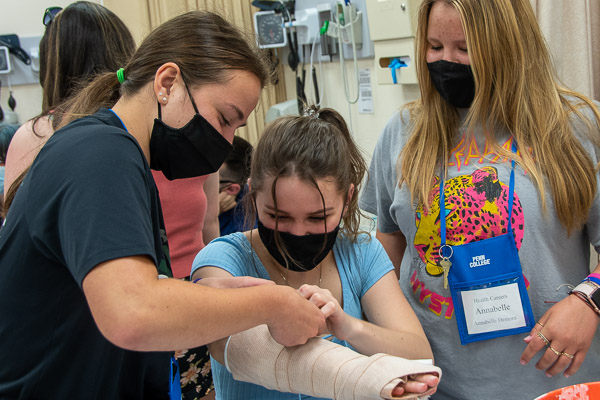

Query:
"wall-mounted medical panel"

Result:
[[365, 0, 419, 85], [294, 0, 375, 60], [0, 35, 41, 87]]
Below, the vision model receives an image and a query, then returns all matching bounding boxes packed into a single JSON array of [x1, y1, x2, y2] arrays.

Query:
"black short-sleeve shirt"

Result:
[[0, 109, 171, 399]]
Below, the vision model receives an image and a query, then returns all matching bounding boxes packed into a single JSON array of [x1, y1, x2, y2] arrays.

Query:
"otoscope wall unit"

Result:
[[294, 0, 375, 61], [365, 0, 419, 85]]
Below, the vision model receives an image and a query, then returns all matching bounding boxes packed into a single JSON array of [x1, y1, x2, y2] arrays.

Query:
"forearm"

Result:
[[226, 325, 441, 400], [84, 256, 285, 351], [344, 317, 433, 360], [128, 279, 285, 351]]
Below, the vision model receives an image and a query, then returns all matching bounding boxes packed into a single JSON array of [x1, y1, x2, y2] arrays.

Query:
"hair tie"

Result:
[[303, 108, 320, 119], [116, 68, 125, 84]]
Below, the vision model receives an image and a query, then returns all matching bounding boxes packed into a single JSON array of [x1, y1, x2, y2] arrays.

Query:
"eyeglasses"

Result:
[[43, 7, 62, 26]]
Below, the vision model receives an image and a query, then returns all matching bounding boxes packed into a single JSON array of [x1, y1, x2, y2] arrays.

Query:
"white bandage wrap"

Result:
[[225, 325, 441, 400]]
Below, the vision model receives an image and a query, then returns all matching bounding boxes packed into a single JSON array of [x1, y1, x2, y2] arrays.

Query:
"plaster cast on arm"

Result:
[[225, 324, 441, 400]]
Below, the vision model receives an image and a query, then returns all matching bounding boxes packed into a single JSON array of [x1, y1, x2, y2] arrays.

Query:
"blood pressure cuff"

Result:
[[224, 324, 441, 399]]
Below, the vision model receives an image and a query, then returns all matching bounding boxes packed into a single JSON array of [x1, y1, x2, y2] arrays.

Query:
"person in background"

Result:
[[162, 136, 253, 398], [218, 135, 254, 236], [152, 169, 220, 399], [191, 106, 440, 399], [0, 11, 325, 399], [359, 0, 600, 398], [3, 1, 135, 198]]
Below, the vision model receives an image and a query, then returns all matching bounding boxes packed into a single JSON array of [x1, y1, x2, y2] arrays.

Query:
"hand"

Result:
[[267, 285, 326, 347], [195, 276, 275, 289], [520, 294, 599, 377], [298, 284, 354, 340], [391, 373, 440, 397], [218, 190, 237, 213]]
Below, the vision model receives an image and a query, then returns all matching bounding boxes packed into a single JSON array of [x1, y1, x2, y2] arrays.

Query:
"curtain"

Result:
[[145, 0, 287, 144], [530, 0, 600, 101]]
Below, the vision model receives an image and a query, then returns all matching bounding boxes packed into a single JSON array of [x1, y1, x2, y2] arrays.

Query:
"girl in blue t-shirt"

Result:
[[191, 106, 440, 399]]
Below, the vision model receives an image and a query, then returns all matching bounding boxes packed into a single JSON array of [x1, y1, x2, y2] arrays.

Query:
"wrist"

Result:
[[342, 315, 366, 343], [262, 285, 293, 326], [570, 292, 597, 313], [569, 280, 600, 318]]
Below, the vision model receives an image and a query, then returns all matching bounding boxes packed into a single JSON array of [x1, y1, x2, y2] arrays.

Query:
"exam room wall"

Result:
[[281, 58, 418, 163], [0, 0, 149, 124]]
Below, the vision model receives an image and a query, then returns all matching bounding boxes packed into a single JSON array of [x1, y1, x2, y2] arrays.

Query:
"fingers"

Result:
[[534, 342, 583, 378], [298, 284, 329, 299], [303, 289, 337, 318], [535, 345, 570, 377], [400, 373, 440, 395], [299, 285, 336, 308], [521, 321, 580, 378], [411, 373, 440, 387], [563, 352, 585, 378], [320, 301, 337, 318], [403, 380, 430, 394], [307, 292, 329, 308], [520, 323, 548, 365], [391, 385, 405, 397]]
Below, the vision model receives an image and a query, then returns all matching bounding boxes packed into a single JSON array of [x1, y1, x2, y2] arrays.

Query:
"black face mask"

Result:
[[149, 79, 233, 180], [257, 218, 340, 272], [427, 60, 475, 108]]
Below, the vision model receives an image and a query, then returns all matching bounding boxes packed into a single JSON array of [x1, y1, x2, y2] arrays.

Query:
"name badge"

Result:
[[446, 233, 534, 344], [461, 283, 526, 335]]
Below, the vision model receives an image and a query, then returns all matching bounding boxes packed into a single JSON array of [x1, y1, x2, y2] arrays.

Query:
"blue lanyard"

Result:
[[439, 140, 517, 252], [169, 356, 181, 400]]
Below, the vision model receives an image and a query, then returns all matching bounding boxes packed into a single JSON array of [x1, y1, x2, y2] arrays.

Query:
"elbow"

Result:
[[93, 307, 154, 351]]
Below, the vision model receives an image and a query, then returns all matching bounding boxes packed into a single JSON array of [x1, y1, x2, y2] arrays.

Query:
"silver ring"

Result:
[[438, 244, 453, 259]]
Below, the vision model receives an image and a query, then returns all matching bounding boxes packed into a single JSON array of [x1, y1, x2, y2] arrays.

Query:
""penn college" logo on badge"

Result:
[[469, 254, 490, 268]]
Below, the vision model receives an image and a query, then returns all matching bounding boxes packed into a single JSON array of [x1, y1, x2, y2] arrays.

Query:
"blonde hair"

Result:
[[400, 0, 600, 234]]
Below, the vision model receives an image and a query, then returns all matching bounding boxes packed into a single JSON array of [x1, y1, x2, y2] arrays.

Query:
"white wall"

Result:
[[0, 0, 100, 123], [282, 56, 419, 163]]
